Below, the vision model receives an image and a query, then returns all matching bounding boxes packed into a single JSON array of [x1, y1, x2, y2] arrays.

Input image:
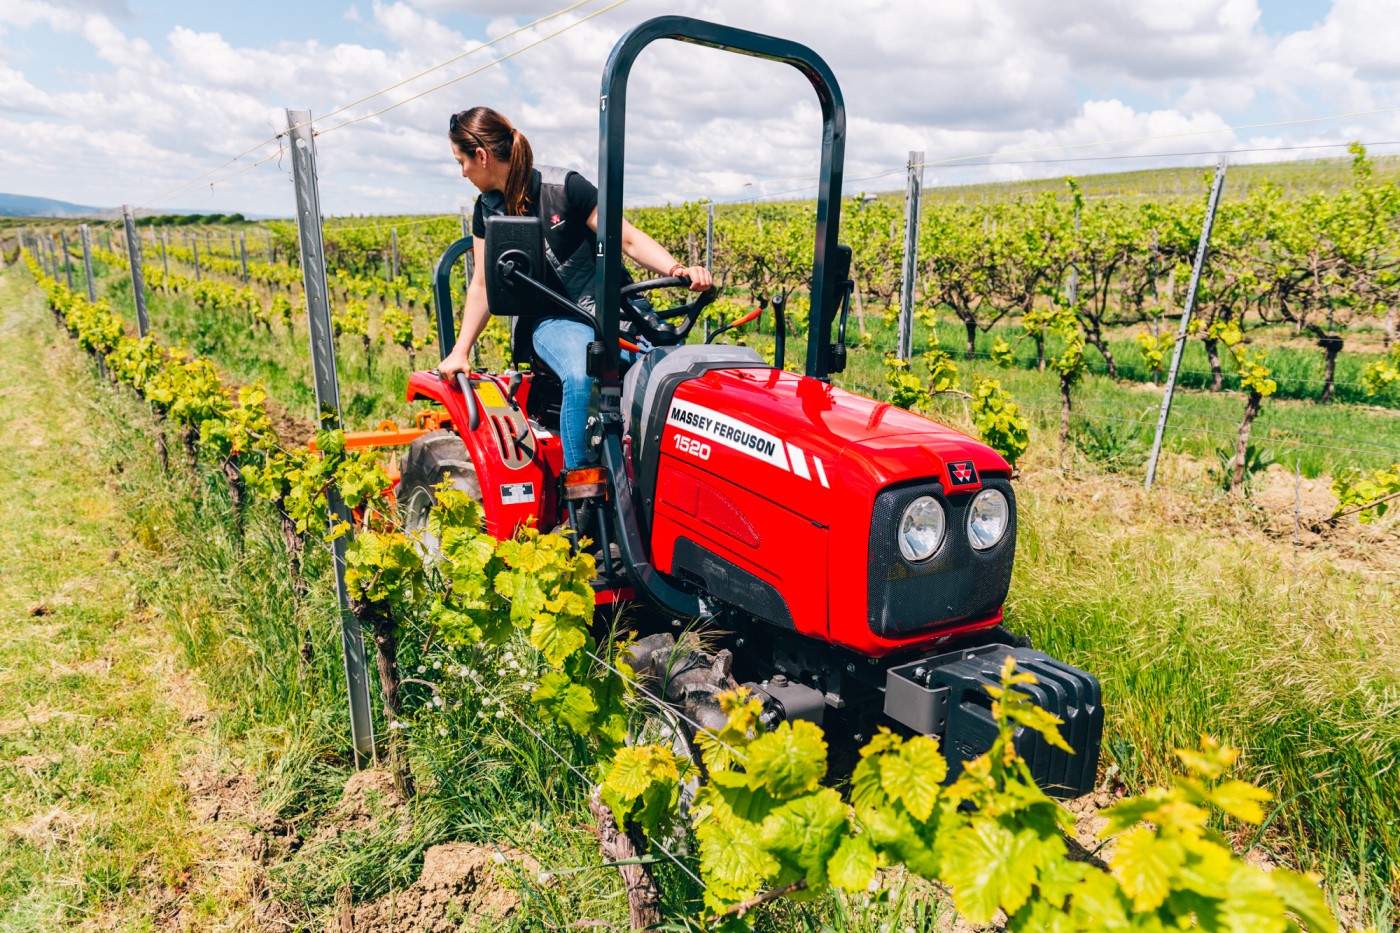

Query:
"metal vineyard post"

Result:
[[898, 151, 924, 360], [1146, 160, 1229, 490], [286, 106, 377, 766], [122, 205, 150, 338]]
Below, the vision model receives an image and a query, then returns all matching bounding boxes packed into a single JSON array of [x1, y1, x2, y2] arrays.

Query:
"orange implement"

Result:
[[308, 409, 454, 452]]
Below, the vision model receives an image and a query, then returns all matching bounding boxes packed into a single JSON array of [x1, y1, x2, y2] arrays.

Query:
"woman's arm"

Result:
[[437, 255, 490, 376], [586, 208, 713, 291]]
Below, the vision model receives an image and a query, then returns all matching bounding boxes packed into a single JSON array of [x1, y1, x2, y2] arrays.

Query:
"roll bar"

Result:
[[594, 15, 846, 386]]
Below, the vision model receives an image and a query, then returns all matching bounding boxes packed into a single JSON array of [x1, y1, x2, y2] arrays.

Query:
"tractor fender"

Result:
[[406, 370, 557, 537]]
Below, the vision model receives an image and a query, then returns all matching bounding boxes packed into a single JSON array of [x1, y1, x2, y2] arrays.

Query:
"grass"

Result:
[[14, 253, 1400, 928], [0, 263, 216, 929], [1008, 472, 1398, 927]]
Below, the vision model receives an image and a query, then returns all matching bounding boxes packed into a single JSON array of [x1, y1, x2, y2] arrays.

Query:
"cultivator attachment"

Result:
[[884, 644, 1103, 799]]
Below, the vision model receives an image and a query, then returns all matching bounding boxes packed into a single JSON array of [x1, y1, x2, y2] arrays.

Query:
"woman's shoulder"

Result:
[[536, 164, 593, 186]]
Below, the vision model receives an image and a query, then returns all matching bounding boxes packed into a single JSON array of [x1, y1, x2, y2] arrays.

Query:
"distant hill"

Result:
[[0, 193, 105, 218]]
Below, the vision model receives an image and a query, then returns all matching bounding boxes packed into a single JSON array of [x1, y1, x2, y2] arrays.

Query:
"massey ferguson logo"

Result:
[[948, 460, 978, 486]]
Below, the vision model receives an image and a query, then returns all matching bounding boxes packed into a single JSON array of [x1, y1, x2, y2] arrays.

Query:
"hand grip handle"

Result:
[[455, 372, 480, 431]]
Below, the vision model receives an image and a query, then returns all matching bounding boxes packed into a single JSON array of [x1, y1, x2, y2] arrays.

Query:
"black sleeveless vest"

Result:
[[478, 166, 596, 363]]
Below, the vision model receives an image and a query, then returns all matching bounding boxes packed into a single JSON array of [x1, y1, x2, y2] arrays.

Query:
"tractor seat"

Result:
[[621, 344, 766, 481]]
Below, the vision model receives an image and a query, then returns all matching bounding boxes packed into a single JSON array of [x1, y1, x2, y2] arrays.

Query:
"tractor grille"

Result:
[[867, 479, 1016, 638]]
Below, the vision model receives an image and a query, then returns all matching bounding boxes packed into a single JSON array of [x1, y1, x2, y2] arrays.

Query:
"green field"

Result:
[[5, 154, 1400, 928]]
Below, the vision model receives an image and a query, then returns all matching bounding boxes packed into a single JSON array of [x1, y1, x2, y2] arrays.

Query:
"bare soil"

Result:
[[340, 842, 538, 933]]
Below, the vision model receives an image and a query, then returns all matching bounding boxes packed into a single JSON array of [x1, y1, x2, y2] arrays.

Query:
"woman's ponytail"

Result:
[[504, 127, 534, 217], [449, 107, 535, 216]]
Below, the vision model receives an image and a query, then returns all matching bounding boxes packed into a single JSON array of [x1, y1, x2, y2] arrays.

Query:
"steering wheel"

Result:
[[619, 275, 716, 346]]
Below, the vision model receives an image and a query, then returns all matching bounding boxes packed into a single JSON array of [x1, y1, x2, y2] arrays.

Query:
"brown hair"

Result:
[[449, 107, 534, 217]]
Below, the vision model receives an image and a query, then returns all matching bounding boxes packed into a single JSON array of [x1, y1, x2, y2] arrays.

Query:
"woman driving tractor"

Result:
[[435, 106, 712, 473]]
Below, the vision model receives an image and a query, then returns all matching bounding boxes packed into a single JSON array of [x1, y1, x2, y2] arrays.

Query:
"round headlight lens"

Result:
[[967, 488, 1010, 550], [898, 496, 946, 562]]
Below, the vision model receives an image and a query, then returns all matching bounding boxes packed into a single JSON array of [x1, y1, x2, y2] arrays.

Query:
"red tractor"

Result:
[[379, 16, 1100, 796]]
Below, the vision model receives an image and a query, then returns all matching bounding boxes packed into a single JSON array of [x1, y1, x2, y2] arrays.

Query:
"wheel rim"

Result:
[[401, 485, 443, 558]]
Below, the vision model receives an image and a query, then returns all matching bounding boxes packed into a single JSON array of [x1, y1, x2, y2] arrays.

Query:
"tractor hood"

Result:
[[662, 367, 1011, 509]]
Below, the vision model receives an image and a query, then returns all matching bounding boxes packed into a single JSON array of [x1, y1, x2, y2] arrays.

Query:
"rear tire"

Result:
[[398, 430, 481, 557]]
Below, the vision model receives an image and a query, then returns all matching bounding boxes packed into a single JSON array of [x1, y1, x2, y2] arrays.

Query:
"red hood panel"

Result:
[[670, 368, 1011, 497]]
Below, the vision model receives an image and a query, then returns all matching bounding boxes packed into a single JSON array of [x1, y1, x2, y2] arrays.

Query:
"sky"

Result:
[[2, 0, 1398, 217]]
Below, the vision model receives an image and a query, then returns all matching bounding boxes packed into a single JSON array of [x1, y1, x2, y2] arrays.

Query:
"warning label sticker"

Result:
[[500, 482, 536, 505]]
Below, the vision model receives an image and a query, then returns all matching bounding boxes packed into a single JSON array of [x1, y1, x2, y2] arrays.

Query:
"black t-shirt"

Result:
[[471, 168, 598, 293]]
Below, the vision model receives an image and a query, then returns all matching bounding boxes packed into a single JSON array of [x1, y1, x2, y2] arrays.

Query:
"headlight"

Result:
[[898, 496, 946, 562], [967, 488, 1009, 550]]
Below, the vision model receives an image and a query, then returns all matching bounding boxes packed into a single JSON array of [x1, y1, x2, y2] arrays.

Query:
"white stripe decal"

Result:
[[813, 457, 829, 488], [787, 443, 811, 480]]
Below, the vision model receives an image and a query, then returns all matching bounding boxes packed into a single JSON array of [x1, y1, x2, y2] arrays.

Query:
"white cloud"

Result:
[[0, 0, 1397, 217]]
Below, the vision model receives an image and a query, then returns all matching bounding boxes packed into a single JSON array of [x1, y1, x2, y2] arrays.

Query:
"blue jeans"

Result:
[[532, 318, 637, 471]]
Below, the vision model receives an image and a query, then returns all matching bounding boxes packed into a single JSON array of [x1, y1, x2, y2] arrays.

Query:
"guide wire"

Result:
[[131, 0, 613, 211], [314, 0, 631, 138], [471, 673, 707, 888]]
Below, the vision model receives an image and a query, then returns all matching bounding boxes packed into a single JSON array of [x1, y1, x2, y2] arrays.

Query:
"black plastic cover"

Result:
[[884, 644, 1102, 799]]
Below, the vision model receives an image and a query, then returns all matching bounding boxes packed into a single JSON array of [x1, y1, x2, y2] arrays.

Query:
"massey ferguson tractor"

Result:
[[371, 17, 1101, 796]]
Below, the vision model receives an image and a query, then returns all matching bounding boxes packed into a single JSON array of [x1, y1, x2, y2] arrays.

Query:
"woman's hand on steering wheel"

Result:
[[670, 264, 713, 291]]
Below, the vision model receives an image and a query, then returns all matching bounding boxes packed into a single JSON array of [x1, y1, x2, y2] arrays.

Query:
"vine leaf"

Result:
[[758, 787, 848, 890], [826, 833, 878, 893], [1111, 825, 1182, 913], [940, 821, 1046, 922], [878, 734, 946, 821], [744, 720, 827, 798], [532, 671, 597, 734], [529, 611, 587, 667]]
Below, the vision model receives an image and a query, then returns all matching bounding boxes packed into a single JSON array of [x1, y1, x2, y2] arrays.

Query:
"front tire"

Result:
[[398, 429, 481, 557]]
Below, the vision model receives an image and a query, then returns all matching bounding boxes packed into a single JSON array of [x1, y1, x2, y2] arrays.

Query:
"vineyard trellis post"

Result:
[[286, 107, 377, 766], [79, 224, 97, 303], [192, 237, 201, 283], [240, 230, 249, 283], [391, 226, 401, 307], [897, 150, 924, 360], [59, 231, 73, 291], [121, 205, 150, 338], [1145, 159, 1228, 491], [705, 202, 715, 341], [160, 228, 170, 285]]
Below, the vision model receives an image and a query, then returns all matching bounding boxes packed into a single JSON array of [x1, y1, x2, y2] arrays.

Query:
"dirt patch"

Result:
[[264, 395, 316, 448], [186, 768, 261, 825], [177, 760, 300, 931], [308, 768, 411, 846], [8, 807, 81, 850], [342, 842, 538, 933], [1063, 790, 1116, 866]]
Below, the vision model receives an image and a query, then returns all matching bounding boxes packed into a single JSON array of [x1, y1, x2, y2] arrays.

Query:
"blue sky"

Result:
[[1, 0, 1396, 216]]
